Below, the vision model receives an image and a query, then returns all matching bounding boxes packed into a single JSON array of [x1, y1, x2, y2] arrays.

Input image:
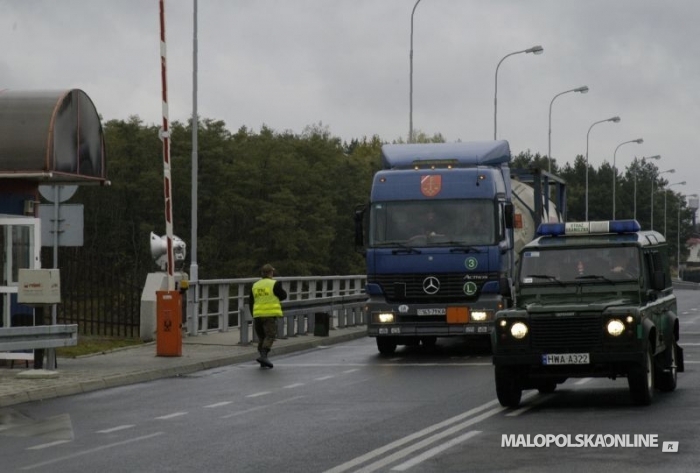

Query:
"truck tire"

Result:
[[628, 346, 654, 406], [495, 366, 522, 408], [377, 337, 397, 355], [655, 341, 678, 392]]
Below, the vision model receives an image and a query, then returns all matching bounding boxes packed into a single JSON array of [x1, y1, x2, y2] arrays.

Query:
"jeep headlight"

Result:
[[378, 312, 394, 323], [606, 319, 625, 337], [510, 322, 528, 339], [471, 310, 491, 322]]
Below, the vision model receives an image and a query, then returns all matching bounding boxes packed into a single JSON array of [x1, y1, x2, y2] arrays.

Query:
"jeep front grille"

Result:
[[530, 314, 602, 351]]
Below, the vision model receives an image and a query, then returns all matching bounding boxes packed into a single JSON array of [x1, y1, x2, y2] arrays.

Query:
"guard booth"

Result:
[[0, 89, 108, 364]]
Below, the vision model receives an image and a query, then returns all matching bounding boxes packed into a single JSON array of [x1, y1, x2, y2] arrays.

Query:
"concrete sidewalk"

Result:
[[0, 325, 367, 408]]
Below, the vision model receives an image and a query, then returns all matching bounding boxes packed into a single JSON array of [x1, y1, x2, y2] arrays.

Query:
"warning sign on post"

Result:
[[18, 269, 61, 305]]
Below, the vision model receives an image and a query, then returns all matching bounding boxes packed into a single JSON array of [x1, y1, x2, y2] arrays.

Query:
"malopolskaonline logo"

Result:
[[501, 434, 675, 449]]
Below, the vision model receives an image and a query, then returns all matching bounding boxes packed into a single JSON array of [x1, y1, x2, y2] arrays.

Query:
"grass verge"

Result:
[[55, 336, 144, 358]]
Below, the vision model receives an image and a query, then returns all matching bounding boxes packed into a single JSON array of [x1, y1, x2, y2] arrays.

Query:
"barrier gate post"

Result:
[[156, 290, 182, 356]]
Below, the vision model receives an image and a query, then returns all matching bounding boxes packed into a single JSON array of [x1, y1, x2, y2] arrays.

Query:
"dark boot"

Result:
[[258, 349, 273, 369]]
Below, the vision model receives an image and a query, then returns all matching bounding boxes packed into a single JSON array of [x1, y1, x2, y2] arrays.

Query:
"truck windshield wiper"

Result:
[[525, 274, 565, 286], [575, 274, 613, 283], [374, 241, 422, 254], [448, 244, 484, 253]]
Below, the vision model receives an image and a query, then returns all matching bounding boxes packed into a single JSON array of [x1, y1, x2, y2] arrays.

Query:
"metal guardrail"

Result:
[[0, 324, 78, 351], [185, 275, 368, 343]]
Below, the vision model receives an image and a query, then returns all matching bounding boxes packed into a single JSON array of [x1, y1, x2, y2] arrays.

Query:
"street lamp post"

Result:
[[665, 181, 686, 236], [408, 0, 422, 143], [651, 168, 675, 231], [678, 193, 699, 277], [633, 155, 661, 220], [494, 45, 543, 140], [612, 138, 643, 220], [548, 86, 589, 173], [585, 116, 620, 221]]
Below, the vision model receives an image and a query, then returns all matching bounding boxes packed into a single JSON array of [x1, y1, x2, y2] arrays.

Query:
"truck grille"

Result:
[[369, 273, 488, 303], [530, 314, 602, 351]]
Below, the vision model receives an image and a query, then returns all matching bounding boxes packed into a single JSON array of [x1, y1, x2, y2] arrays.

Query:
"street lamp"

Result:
[[548, 85, 589, 173], [633, 155, 661, 220], [585, 116, 620, 221], [612, 138, 643, 219], [652, 168, 675, 231], [408, 0, 422, 143], [665, 181, 686, 236], [678, 193, 699, 277], [494, 44, 543, 140]]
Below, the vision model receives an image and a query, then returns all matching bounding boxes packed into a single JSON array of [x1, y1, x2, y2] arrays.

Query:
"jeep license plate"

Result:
[[542, 353, 589, 365]]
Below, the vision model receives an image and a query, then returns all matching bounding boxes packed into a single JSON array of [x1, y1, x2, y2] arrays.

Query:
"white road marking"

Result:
[[323, 394, 535, 473], [246, 391, 272, 398], [575, 377, 593, 385], [342, 369, 360, 374], [283, 383, 305, 389], [204, 401, 232, 408], [97, 425, 135, 434], [679, 343, 700, 346], [391, 430, 482, 471], [20, 432, 164, 471], [155, 412, 187, 420], [26, 440, 71, 450], [221, 406, 266, 419], [315, 375, 336, 381], [505, 393, 554, 417]]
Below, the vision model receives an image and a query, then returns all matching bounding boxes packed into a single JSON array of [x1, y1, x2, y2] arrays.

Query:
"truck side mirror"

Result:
[[354, 205, 366, 251], [504, 203, 514, 229]]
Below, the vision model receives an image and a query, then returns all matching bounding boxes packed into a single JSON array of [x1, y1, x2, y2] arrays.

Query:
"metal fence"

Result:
[[186, 275, 368, 343]]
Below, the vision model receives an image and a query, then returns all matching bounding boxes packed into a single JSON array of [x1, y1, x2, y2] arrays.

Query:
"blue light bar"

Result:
[[537, 220, 641, 236]]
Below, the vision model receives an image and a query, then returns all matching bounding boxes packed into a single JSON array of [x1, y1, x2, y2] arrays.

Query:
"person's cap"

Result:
[[261, 263, 275, 275]]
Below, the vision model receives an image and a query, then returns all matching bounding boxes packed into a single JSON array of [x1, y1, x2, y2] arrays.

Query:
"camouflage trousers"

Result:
[[254, 316, 280, 351]]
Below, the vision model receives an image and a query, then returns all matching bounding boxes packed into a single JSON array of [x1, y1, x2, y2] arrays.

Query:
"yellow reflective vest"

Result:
[[252, 278, 283, 317]]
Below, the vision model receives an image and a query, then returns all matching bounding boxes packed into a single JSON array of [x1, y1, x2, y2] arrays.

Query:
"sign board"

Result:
[[38, 184, 78, 203], [18, 269, 61, 305], [38, 204, 84, 246]]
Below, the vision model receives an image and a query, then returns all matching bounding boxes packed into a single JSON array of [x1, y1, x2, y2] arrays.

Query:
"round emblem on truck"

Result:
[[423, 276, 440, 295], [465, 257, 478, 270], [463, 281, 478, 295]]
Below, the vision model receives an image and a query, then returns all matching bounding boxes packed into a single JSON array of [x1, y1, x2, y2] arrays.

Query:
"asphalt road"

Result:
[[2, 290, 699, 473]]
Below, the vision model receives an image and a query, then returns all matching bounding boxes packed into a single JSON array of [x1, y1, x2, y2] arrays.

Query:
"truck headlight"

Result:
[[471, 310, 491, 321], [378, 312, 394, 323], [510, 322, 528, 339], [606, 319, 625, 337]]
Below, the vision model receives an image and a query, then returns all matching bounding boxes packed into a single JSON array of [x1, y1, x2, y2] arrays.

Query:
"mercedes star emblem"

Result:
[[423, 276, 440, 295]]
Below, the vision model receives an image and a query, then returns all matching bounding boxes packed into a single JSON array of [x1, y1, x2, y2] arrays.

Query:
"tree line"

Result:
[[69, 117, 696, 285]]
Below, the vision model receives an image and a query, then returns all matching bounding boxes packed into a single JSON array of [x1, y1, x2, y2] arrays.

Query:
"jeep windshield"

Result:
[[519, 246, 640, 284]]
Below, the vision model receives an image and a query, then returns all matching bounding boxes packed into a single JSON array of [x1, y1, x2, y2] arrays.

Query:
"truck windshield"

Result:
[[519, 246, 640, 284], [369, 200, 495, 247]]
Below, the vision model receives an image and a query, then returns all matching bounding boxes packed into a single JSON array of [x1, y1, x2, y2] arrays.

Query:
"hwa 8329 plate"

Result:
[[542, 353, 590, 365]]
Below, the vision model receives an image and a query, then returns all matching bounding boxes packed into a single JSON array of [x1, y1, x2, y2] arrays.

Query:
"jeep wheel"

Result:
[[655, 341, 678, 392], [495, 366, 522, 408], [628, 346, 654, 405], [376, 337, 397, 356], [421, 336, 437, 348], [537, 381, 557, 394]]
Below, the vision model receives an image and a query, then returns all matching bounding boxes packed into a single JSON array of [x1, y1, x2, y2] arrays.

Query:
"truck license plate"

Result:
[[542, 353, 589, 365], [417, 308, 446, 316]]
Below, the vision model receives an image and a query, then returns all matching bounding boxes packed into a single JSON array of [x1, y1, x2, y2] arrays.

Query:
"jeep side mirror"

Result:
[[651, 270, 666, 291]]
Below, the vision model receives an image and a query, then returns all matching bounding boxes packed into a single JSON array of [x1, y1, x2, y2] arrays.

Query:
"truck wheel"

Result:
[[628, 346, 654, 405], [495, 366, 522, 408], [421, 336, 437, 348], [655, 341, 678, 392], [377, 337, 397, 355]]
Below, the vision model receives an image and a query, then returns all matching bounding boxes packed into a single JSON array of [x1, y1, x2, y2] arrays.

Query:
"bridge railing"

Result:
[[186, 275, 367, 344]]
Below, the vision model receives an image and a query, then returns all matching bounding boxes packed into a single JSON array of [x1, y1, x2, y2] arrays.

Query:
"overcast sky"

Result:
[[2, 0, 699, 211]]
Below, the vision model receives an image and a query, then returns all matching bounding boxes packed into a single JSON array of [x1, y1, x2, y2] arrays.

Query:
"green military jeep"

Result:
[[492, 220, 683, 407]]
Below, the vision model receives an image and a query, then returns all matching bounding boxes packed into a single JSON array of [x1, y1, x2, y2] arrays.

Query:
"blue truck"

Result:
[[355, 141, 566, 354]]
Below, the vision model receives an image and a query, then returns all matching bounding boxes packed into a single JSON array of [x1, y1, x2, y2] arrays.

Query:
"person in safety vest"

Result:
[[249, 264, 287, 368]]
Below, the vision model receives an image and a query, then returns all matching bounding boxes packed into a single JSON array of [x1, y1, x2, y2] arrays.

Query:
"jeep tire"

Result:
[[628, 345, 654, 405], [495, 366, 522, 408]]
